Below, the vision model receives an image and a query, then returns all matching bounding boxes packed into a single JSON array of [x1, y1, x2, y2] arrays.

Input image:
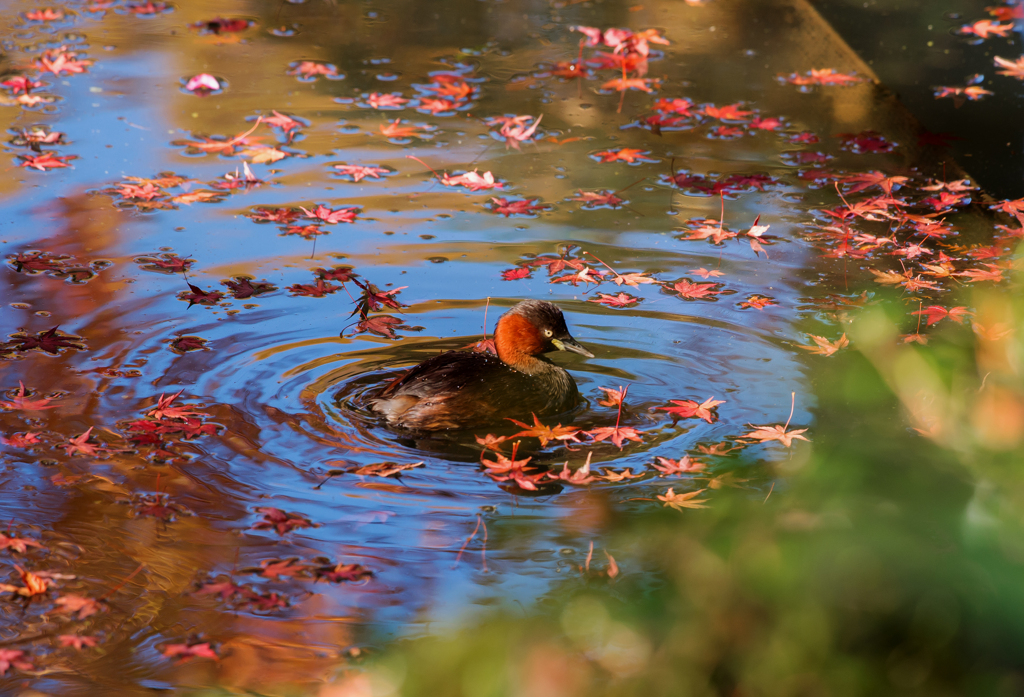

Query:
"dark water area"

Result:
[[815, 0, 1024, 200], [1, 0, 1023, 693]]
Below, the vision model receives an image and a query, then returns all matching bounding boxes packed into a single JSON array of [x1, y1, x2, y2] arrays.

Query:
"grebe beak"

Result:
[[552, 337, 594, 358]]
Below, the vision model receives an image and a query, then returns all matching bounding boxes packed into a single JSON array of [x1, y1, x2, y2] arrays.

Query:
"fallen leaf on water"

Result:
[[652, 456, 705, 475], [800, 334, 849, 356], [658, 487, 709, 510], [252, 507, 314, 535], [162, 642, 219, 664], [507, 414, 580, 448], [658, 396, 724, 424], [743, 424, 810, 447]]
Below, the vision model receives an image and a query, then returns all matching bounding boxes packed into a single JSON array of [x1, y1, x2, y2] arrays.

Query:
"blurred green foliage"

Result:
[[273, 280, 1024, 697]]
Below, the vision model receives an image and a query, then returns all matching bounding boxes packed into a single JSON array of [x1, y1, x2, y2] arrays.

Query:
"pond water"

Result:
[[1, 0, 1021, 693]]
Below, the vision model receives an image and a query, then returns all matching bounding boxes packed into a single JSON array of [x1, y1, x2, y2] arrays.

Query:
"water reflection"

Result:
[[0, 0, 950, 689]]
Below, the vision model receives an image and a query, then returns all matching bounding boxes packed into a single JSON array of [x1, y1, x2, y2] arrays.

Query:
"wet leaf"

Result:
[[657, 487, 709, 510], [162, 642, 219, 664], [1, 382, 56, 411], [658, 396, 724, 424], [507, 414, 581, 448], [744, 423, 810, 447], [253, 507, 314, 535], [799, 334, 849, 356]]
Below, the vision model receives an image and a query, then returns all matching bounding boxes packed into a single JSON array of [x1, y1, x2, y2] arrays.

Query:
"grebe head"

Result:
[[495, 300, 593, 368]]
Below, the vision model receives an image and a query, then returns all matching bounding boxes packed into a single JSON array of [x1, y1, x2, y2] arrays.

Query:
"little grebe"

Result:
[[368, 299, 593, 431]]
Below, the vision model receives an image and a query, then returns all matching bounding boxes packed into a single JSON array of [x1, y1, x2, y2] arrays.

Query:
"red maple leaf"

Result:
[[781, 69, 865, 86], [837, 131, 896, 153], [601, 76, 660, 92], [1, 432, 43, 448], [34, 48, 92, 76], [380, 119, 434, 140], [416, 97, 458, 115], [190, 17, 253, 34], [245, 206, 299, 223], [112, 182, 165, 200], [282, 224, 327, 238], [6, 251, 71, 275], [652, 98, 695, 115], [739, 295, 777, 310], [253, 507, 314, 535], [490, 114, 543, 150], [58, 635, 99, 650], [934, 85, 993, 104], [162, 642, 219, 664], [64, 427, 107, 457], [313, 562, 373, 583], [994, 55, 1024, 79], [258, 558, 309, 579], [178, 283, 224, 307], [170, 336, 207, 353], [177, 418, 220, 439], [657, 396, 724, 424], [590, 292, 639, 308], [585, 424, 644, 449], [365, 92, 409, 109], [260, 110, 305, 135], [1, 382, 56, 411], [911, 305, 972, 326], [195, 577, 246, 601], [288, 279, 342, 297], [667, 279, 724, 300], [840, 171, 908, 195], [788, 131, 820, 144], [922, 190, 968, 211], [135, 253, 195, 274], [439, 169, 504, 191], [959, 19, 1013, 38], [222, 277, 276, 299], [0, 533, 45, 553], [354, 282, 407, 314], [958, 264, 1004, 283], [702, 103, 752, 121], [593, 148, 655, 164], [54, 594, 104, 619], [313, 264, 358, 282], [126, 0, 171, 14], [743, 424, 809, 447], [147, 390, 204, 421], [501, 267, 531, 281], [333, 164, 391, 182], [749, 116, 784, 131], [597, 386, 627, 408], [288, 60, 341, 80], [709, 125, 745, 139], [300, 204, 360, 224], [507, 414, 581, 448], [0, 649, 33, 676], [355, 315, 417, 339], [547, 458, 597, 485], [489, 197, 550, 217], [800, 334, 849, 356], [2, 76, 46, 93], [652, 455, 705, 475], [7, 326, 86, 354], [573, 189, 625, 209], [25, 8, 66, 21], [19, 153, 76, 170], [482, 447, 547, 491]]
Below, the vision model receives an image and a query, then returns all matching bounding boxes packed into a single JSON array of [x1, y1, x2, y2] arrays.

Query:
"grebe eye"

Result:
[[544, 329, 553, 337]]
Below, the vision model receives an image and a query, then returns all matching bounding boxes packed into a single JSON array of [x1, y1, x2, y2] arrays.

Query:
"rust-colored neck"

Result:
[[495, 313, 547, 374]]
